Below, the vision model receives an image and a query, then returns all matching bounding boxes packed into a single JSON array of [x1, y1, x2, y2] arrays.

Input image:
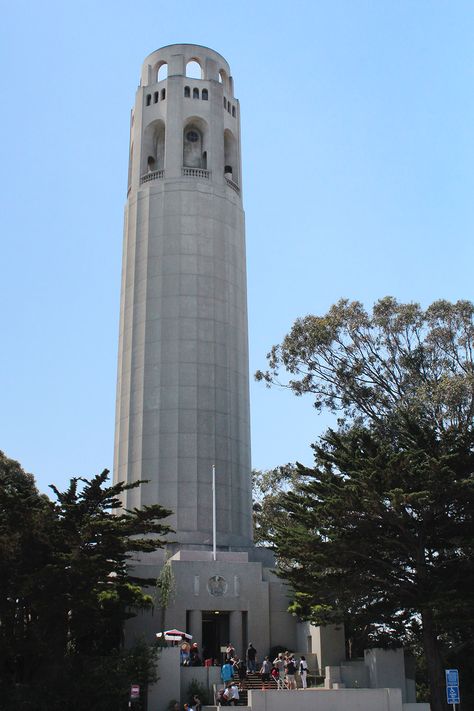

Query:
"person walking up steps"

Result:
[[259, 656, 272, 689], [246, 643, 257, 672]]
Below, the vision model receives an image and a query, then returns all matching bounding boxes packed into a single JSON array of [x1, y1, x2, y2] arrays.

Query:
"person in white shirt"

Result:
[[299, 655, 308, 689], [230, 681, 240, 705]]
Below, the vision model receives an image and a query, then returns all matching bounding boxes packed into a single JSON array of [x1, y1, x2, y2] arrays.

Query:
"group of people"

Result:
[[217, 643, 309, 702], [180, 642, 204, 667], [269, 651, 309, 690]]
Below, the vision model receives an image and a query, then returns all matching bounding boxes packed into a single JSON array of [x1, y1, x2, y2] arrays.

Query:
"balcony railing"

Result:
[[225, 177, 240, 194], [182, 167, 211, 179], [140, 170, 165, 184]]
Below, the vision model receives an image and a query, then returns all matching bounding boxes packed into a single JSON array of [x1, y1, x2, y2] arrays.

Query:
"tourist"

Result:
[[271, 664, 280, 687], [299, 655, 308, 688], [233, 657, 247, 688], [189, 642, 202, 666], [229, 681, 240, 706], [225, 642, 236, 661], [180, 642, 190, 666], [221, 683, 233, 705], [193, 694, 202, 710], [272, 652, 285, 690], [221, 659, 234, 685], [246, 642, 257, 672], [285, 655, 297, 689], [259, 656, 272, 689]]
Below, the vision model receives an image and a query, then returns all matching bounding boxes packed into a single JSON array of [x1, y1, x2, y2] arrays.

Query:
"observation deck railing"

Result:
[[181, 167, 211, 179], [140, 170, 165, 184], [225, 177, 240, 194]]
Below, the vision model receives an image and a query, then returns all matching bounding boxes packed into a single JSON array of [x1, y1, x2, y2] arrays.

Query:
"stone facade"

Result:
[[114, 44, 251, 549]]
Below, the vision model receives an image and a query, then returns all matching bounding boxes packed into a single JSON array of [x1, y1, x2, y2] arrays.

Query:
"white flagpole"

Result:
[[212, 464, 217, 561]]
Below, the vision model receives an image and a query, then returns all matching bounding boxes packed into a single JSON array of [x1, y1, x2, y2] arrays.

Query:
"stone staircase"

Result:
[[234, 671, 278, 705]]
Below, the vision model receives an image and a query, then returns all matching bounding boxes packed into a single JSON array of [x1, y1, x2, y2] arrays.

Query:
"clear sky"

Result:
[[1, 1, 473, 496]]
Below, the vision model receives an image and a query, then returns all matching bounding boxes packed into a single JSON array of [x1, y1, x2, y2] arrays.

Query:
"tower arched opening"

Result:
[[219, 69, 228, 89], [224, 129, 238, 183], [183, 118, 208, 170], [157, 62, 168, 83], [141, 119, 166, 176], [186, 59, 202, 79]]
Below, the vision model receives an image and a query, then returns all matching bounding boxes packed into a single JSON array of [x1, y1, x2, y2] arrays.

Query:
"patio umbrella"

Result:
[[156, 628, 193, 641]]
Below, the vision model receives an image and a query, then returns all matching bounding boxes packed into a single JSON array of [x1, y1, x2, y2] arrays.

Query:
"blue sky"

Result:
[[1, 1, 473, 495]]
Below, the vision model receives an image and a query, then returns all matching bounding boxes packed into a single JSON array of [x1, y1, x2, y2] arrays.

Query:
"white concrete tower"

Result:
[[114, 44, 252, 550]]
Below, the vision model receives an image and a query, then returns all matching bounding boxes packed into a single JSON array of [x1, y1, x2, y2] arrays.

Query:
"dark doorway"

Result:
[[202, 611, 230, 664]]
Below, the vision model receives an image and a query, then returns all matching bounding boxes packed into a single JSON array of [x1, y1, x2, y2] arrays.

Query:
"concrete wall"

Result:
[[148, 647, 181, 711], [179, 665, 221, 706], [248, 688, 405, 711], [340, 660, 370, 688], [365, 648, 407, 702]]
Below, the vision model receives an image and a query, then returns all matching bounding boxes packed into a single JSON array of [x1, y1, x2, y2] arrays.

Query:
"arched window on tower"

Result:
[[202, 89, 208, 100], [141, 120, 165, 176], [157, 63, 168, 82], [223, 97, 227, 109], [154, 91, 159, 103], [224, 129, 238, 184], [146, 94, 151, 106], [161, 88, 166, 100], [184, 86, 191, 97], [186, 60, 202, 79], [232, 105, 236, 117], [183, 125, 206, 169], [219, 69, 227, 89], [193, 87, 199, 99]]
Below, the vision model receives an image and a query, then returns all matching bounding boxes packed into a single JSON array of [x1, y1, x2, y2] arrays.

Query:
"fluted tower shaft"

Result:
[[114, 44, 252, 549]]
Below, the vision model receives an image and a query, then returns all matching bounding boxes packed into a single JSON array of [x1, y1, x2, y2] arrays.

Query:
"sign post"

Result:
[[130, 684, 140, 704], [445, 669, 460, 710]]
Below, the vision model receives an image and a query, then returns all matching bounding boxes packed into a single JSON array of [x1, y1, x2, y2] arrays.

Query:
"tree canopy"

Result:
[[256, 297, 474, 431], [0, 453, 173, 710], [256, 298, 474, 711]]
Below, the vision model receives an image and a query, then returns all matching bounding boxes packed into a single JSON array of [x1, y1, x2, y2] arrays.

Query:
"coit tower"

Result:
[[113, 44, 252, 550]]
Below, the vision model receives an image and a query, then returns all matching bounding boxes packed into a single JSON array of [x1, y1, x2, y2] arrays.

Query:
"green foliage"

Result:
[[155, 557, 176, 632], [256, 298, 474, 711], [256, 297, 474, 432], [0, 453, 172, 710]]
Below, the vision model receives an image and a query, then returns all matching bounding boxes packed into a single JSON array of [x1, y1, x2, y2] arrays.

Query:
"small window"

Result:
[[223, 97, 227, 109], [184, 86, 191, 98], [202, 89, 208, 101], [161, 88, 166, 100], [227, 103, 231, 113], [146, 94, 151, 106], [154, 92, 158, 103], [193, 88, 199, 99], [186, 130, 199, 143], [232, 105, 236, 117]]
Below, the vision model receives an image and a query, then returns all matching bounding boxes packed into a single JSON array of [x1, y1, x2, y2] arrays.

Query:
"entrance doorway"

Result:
[[202, 611, 230, 663]]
